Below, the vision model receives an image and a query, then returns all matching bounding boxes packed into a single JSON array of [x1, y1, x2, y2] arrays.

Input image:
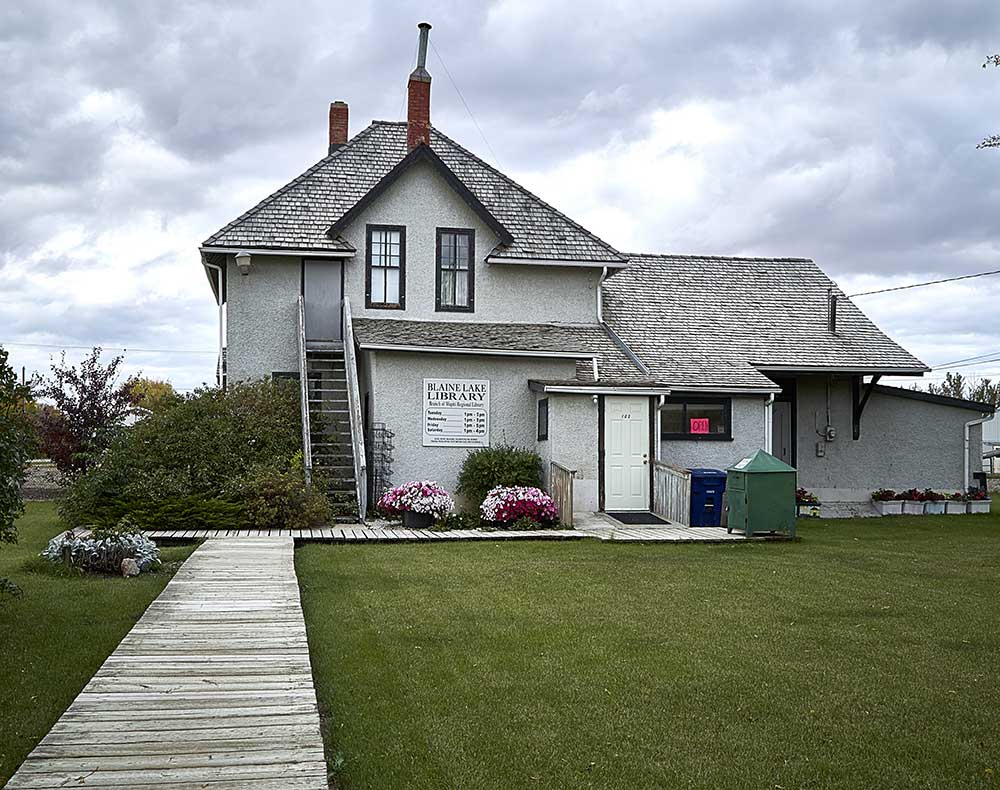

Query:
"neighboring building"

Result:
[[983, 413, 1000, 473], [199, 23, 994, 521]]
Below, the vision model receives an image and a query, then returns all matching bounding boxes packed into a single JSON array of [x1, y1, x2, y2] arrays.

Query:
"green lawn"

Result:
[[297, 509, 1000, 790], [0, 502, 196, 784]]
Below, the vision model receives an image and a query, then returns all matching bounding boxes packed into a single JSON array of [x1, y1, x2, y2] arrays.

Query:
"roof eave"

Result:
[[199, 245, 356, 258], [753, 364, 930, 375], [486, 255, 628, 269], [358, 342, 592, 360]]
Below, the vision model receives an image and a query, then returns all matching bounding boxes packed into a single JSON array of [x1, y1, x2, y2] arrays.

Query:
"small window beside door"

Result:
[[436, 228, 474, 312], [537, 398, 549, 441], [366, 225, 405, 309], [660, 398, 732, 440]]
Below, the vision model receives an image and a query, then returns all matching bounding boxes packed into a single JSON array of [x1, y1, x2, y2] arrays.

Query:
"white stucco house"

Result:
[[199, 24, 994, 522]]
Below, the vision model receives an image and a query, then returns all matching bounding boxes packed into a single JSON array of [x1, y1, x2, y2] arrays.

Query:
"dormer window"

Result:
[[366, 225, 405, 309], [436, 228, 475, 312]]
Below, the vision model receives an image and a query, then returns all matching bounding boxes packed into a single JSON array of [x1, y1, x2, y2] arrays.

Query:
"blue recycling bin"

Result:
[[688, 468, 727, 527]]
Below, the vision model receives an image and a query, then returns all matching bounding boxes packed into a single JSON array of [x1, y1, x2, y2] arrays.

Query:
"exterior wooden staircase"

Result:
[[306, 349, 359, 523]]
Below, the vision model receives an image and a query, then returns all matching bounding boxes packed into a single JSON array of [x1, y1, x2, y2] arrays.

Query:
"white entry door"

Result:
[[604, 396, 650, 511], [303, 260, 343, 342]]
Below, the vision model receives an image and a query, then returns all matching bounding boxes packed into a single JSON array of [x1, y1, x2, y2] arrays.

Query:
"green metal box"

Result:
[[726, 450, 797, 537]]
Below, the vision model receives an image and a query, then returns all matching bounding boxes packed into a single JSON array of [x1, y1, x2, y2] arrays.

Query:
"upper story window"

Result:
[[366, 225, 405, 309], [436, 228, 475, 312], [660, 398, 732, 441]]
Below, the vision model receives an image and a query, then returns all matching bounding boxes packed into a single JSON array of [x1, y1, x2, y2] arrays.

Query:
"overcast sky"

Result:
[[3, 0, 1000, 392]]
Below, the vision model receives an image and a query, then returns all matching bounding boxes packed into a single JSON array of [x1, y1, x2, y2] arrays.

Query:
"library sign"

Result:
[[422, 378, 490, 447]]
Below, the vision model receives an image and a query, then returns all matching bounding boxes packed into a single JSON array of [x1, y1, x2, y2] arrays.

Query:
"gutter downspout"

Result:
[[201, 254, 225, 386], [764, 394, 776, 454], [964, 412, 991, 491]]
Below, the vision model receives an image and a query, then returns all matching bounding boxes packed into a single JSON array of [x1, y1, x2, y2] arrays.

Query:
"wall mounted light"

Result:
[[235, 251, 252, 276]]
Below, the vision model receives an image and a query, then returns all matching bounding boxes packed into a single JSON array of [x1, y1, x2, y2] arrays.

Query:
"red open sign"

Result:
[[690, 418, 710, 434]]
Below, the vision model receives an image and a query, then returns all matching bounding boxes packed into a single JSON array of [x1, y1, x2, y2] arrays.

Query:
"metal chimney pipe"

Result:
[[827, 288, 838, 334], [416, 22, 431, 70]]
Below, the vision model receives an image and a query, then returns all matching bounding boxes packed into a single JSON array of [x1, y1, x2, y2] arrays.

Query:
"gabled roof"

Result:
[[352, 318, 645, 382], [203, 122, 625, 264], [602, 254, 929, 391], [327, 144, 513, 245]]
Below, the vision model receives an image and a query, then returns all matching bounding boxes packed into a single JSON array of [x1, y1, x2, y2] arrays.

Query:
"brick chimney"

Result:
[[407, 22, 432, 150], [329, 101, 348, 153]]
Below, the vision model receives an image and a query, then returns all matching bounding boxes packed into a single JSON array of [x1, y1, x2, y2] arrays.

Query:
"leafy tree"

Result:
[[979, 54, 1000, 149], [34, 348, 139, 478], [129, 377, 180, 414], [0, 345, 34, 594], [969, 378, 1000, 406], [920, 372, 1000, 406], [927, 371, 967, 399]]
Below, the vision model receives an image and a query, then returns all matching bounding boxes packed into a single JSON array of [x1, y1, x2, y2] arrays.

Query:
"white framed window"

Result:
[[436, 228, 474, 311], [366, 225, 405, 309]]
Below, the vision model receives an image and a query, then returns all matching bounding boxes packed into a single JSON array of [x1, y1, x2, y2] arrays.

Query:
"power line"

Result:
[[931, 350, 1000, 369], [848, 268, 1000, 297], [2, 341, 216, 355], [931, 355, 1000, 372], [429, 39, 502, 168]]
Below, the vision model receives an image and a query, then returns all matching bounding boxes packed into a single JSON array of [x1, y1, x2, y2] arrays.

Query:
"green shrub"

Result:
[[60, 380, 328, 531], [432, 512, 483, 531], [456, 444, 543, 510], [240, 465, 331, 531]]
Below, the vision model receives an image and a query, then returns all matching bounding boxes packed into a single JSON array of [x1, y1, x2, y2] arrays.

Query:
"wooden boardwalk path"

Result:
[[140, 524, 765, 543], [7, 538, 328, 789]]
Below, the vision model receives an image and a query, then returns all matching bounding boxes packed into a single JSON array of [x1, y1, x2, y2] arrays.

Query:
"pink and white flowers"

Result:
[[480, 485, 558, 525], [377, 480, 454, 519]]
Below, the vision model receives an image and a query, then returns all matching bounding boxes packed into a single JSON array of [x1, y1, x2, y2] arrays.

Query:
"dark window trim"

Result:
[[435, 227, 475, 312], [659, 396, 733, 441], [365, 224, 406, 310], [537, 397, 549, 441]]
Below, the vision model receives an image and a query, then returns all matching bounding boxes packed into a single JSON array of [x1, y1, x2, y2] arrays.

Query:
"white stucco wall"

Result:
[[339, 160, 600, 324], [796, 376, 986, 501], [538, 393, 600, 512], [658, 397, 767, 472], [225, 255, 300, 382], [366, 351, 579, 509]]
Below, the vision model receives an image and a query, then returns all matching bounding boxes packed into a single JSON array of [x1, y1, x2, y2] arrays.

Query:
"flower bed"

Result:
[[871, 489, 902, 516], [967, 488, 992, 514], [480, 486, 559, 528], [377, 481, 454, 527], [41, 518, 160, 576], [796, 487, 820, 518]]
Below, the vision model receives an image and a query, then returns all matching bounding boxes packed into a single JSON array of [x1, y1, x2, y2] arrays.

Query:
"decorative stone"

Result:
[[121, 558, 140, 577]]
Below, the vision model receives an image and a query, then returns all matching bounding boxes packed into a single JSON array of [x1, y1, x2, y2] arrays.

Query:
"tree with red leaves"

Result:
[[34, 348, 140, 478]]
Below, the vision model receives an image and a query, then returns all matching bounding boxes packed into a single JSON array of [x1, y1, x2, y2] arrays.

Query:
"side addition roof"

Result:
[[601, 254, 929, 391], [352, 318, 645, 382], [203, 122, 625, 264]]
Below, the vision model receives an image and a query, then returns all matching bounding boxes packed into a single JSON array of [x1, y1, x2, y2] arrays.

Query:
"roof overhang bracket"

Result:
[[852, 374, 882, 440]]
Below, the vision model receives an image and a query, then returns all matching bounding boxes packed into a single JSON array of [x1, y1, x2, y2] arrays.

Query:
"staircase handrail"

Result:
[[342, 296, 368, 522], [296, 295, 313, 489]]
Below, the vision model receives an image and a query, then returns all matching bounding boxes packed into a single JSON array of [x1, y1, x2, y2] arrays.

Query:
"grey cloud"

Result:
[[3, 0, 1000, 387]]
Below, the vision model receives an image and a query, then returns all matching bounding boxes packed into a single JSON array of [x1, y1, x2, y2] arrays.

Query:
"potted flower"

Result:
[[480, 486, 559, 528], [922, 489, 946, 515], [871, 488, 902, 516], [796, 487, 820, 518], [967, 488, 992, 515], [945, 492, 967, 515], [897, 488, 925, 516], [377, 480, 454, 529]]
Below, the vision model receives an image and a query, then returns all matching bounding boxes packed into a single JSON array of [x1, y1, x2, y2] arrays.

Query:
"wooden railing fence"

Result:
[[652, 462, 691, 526], [550, 461, 576, 527]]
